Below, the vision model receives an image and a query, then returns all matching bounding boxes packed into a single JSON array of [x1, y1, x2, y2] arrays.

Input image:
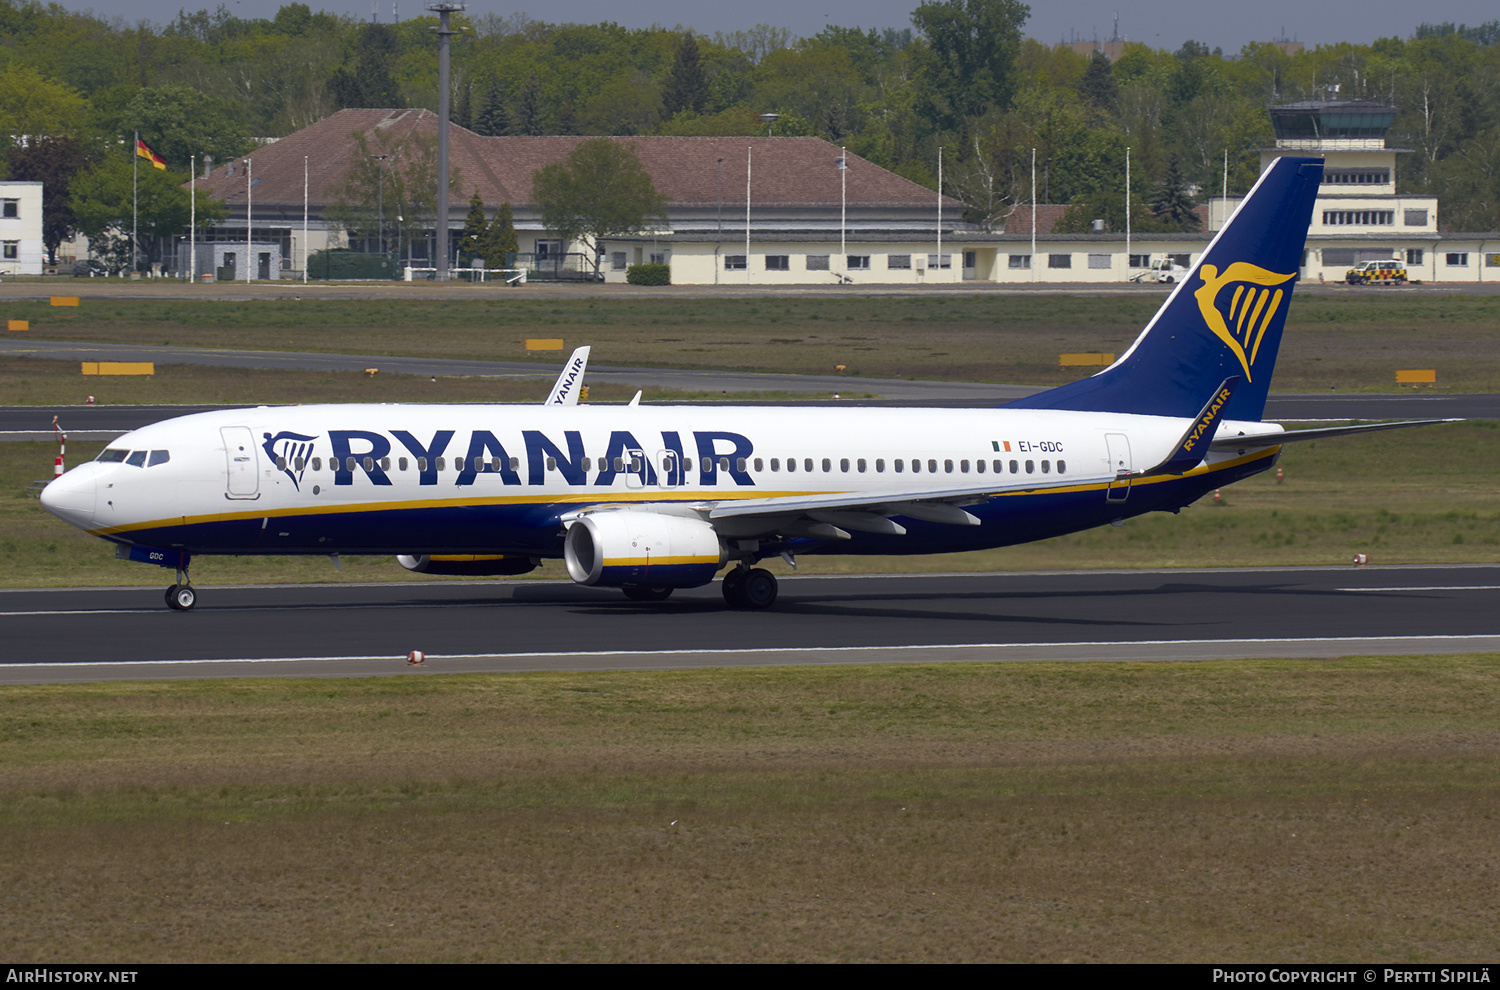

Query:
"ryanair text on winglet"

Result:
[[1181, 385, 1234, 453]]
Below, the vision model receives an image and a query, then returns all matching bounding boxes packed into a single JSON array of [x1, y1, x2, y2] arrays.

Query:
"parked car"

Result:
[[73, 259, 109, 277]]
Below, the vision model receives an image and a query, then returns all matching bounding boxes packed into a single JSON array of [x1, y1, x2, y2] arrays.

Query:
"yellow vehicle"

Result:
[[1345, 260, 1407, 285]]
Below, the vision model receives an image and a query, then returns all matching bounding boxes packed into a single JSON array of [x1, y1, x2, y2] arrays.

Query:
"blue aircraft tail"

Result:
[[1008, 155, 1324, 422]]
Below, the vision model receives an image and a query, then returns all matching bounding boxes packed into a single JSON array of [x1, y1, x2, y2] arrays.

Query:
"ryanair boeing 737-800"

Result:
[[39, 156, 1447, 611]]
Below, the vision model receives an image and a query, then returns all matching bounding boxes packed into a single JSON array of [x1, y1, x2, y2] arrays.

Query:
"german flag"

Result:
[[135, 139, 166, 170]]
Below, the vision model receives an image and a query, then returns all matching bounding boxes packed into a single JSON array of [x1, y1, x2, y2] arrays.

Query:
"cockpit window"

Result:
[[97, 449, 129, 463], [148, 450, 170, 467], [125, 450, 148, 467]]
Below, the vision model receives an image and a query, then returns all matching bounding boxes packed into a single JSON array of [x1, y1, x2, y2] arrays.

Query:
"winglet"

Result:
[[1139, 377, 1239, 476], [545, 346, 590, 405]]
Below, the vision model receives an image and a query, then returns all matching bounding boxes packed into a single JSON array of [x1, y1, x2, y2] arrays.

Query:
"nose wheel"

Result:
[[165, 568, 197, 611]]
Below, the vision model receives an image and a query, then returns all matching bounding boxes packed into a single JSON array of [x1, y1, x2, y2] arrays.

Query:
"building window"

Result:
[[847, 255, 870, 270], [1, 200, 16, 218], [1048, 254, 1072, 269], [806, 255, 830, 270], [1088, 253, 1111, 269], [649, 252, 667, 265], [927, 254, 951, 269], [1129, 254, 1150, 268], [766, 255, 789, 270], [1009, 254, 1031, 269], [1323, 211, 1394, 226], [1488, 254, 1500, 268], [725, 255, 746, 270], [2, 242, 16, 260], [1446, 253, 1469, 267], [1407, 249, 1424, 266], [611, 252, 626, 270], [887, 254, 911, 269], [1404, 210, 1429, 226], [1323, 169, 1389, 185]]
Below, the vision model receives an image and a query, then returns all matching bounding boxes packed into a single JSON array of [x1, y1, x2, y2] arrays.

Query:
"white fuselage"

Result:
[[42, 402, 1279, 559]]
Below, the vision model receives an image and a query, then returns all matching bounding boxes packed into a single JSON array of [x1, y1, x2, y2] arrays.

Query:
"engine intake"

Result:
[[564, 509, 723, 588]]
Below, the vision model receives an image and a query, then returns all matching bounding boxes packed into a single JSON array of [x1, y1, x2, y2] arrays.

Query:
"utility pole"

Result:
[[429, 2, 465, 281]]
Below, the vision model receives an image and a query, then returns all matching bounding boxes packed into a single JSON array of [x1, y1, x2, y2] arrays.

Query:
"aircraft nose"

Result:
[[40, 464, 98, 530]]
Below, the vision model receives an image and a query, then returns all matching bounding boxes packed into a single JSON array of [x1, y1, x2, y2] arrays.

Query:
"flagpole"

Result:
[[245, 157, 252, 284], [190, 155, 196, 283], [303, 156, 309, 285], [132, 131, 138, 277]]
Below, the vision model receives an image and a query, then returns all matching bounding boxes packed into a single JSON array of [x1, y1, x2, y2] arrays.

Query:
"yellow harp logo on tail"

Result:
[[1193, 263, 1296, 382]]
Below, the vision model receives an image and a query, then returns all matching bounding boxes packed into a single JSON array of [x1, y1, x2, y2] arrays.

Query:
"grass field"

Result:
[[0, 355, 834, 407], [5, 420, 1496, 588], [8, 292, 1500, 392], [1, 657, 1496, 961]]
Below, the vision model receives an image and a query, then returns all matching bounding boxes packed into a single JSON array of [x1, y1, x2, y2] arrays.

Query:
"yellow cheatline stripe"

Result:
[[87, 449, 1280, 539], [89, 488, 833, 536]]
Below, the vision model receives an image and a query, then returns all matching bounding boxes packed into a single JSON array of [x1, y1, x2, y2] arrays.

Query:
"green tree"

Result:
[[478, 201, 519, 267], [532, 139, 665, 275], [1080, 52, 1118, 115], [662, 33, 709, 117], [71, 154, 226, 270], [513, 72, 545, 136], [475, 76, 509, 136], [1150, 152, 1201, 231], [0, 64, 90, 144], [6, 137, 97, 264], [329, 23, 401, 109], [911, 0, 1031, 131], [120, 86, 252, 169], [454, 82, 473, 131], [456, 190, 488, 263], [327, 129, 455, 258]]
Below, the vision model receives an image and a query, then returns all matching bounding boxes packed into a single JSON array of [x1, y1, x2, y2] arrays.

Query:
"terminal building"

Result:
[[175, 104, 1496, 285]]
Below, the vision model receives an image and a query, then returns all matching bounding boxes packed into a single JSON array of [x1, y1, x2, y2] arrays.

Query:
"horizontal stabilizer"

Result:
[[1209, 419, 1459, 451]]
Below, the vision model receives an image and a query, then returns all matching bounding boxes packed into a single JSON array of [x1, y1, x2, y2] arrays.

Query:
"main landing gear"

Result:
[[164, 566, 197, 611], [722, 566, 778, 610]]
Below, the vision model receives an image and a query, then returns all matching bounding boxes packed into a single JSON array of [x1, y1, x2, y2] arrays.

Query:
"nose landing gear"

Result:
[[165, 566, 197, 611]]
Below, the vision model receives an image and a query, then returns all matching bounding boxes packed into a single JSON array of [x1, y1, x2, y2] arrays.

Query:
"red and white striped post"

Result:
[[52, 416, 65, 477]]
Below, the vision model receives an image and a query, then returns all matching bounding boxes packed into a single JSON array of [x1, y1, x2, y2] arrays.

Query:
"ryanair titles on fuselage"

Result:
[[265, 427, 758, 489]]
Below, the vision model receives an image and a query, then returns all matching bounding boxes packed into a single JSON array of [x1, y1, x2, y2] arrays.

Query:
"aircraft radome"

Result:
[[40, 156, 1450, 611]]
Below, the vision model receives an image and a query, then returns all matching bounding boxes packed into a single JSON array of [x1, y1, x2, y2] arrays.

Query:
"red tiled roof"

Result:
[[997, 203, 1072, 234], [190, 108, 956, 212]]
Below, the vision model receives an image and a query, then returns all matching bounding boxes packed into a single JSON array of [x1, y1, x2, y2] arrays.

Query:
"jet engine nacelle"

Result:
[[564, 509, 724, 588], [396, 554, 539, 576]]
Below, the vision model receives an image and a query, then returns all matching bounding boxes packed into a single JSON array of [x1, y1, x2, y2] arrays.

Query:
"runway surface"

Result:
[[5, 565, 1497, 684]]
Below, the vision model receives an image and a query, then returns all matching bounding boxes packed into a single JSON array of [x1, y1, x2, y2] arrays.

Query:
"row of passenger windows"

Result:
[[280, 454, 1066, 477], [97, 448, 171, 467]]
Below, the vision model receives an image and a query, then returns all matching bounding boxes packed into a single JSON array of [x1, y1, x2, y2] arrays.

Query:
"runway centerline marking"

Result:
[[1337, 585, 1500, 592], [9, 633, 1500, 669]]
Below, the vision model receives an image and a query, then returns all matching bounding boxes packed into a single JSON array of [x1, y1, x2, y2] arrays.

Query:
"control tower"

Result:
[[1259, 101, 1438, 280]]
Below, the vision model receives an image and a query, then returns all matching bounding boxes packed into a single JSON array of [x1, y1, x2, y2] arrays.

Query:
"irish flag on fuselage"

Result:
[[135, 138, 166, 170]]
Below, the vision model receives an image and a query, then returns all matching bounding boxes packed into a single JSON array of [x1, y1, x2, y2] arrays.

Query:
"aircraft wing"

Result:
[[707, 471, 1118, 537], [1209, 418, 1459, 451]]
